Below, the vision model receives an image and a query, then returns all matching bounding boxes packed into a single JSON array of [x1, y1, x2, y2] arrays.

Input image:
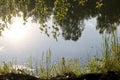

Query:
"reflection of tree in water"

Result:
[[96, 0, 120, 33], [53, 0, 120, 40], [55, 0, 85, 41], [0, 0, 120, 41]]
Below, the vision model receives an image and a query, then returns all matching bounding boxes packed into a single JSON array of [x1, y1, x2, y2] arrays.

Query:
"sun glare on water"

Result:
[[2, 17, 29, 43]]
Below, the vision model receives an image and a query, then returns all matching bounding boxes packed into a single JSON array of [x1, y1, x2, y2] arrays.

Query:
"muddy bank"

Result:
[[0, 71, 120, 80]]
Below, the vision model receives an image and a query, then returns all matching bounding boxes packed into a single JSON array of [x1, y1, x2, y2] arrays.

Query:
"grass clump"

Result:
[[0, 62, 11, 75], [81, 32, 120, 74], [37, 49, 53, 79], [36, 50, 81, 79], [0, 61, 35, 76], [79, 32, 120, 74], [101, 32, 120, 72], [53, 57, 81, 77]]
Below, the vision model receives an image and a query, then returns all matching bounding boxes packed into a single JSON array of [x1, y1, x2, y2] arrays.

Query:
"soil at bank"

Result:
[[0, 71, 120, 80]]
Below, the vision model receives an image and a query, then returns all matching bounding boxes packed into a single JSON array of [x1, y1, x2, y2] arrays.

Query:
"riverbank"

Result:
[[0, 71, 120, 80]]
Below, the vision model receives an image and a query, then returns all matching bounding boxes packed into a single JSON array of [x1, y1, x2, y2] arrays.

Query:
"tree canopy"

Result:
[[0, 0, 120, 41]]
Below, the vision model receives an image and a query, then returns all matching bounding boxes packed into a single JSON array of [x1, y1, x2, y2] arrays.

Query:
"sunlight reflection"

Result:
[[2, 17, 29, 42]]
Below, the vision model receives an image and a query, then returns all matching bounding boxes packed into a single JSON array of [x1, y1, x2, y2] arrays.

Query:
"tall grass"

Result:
[[101, 32, 120, 72], [53, 57, 81, 77], [37, 49, 53, 79], [81, 31, 120, 73], [37, 50, 81, 79], [0, 32, 120, 79]]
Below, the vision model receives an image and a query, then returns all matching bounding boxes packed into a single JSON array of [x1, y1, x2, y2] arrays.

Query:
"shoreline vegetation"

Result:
[[0, 33, 120, 80]]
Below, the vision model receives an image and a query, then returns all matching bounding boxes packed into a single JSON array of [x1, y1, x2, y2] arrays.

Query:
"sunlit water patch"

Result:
[[0, 17, 108, 65]]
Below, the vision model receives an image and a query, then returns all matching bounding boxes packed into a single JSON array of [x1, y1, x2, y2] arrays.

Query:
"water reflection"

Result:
[[0, 0, 120, 41], [0, 17, 103, 64], [0, 0, 120, 65], [28, 0, 120, 41]]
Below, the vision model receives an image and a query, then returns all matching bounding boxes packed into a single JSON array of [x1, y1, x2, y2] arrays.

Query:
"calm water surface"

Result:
[[0, 0, 120, 66], [0, 17, 105, 64]]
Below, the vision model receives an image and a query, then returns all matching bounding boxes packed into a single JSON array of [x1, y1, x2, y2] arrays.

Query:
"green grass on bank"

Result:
[[0, 32, 120, 79]]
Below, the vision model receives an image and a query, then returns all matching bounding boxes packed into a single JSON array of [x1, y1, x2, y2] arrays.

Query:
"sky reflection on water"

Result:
[[0, 17, 114, 64]]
